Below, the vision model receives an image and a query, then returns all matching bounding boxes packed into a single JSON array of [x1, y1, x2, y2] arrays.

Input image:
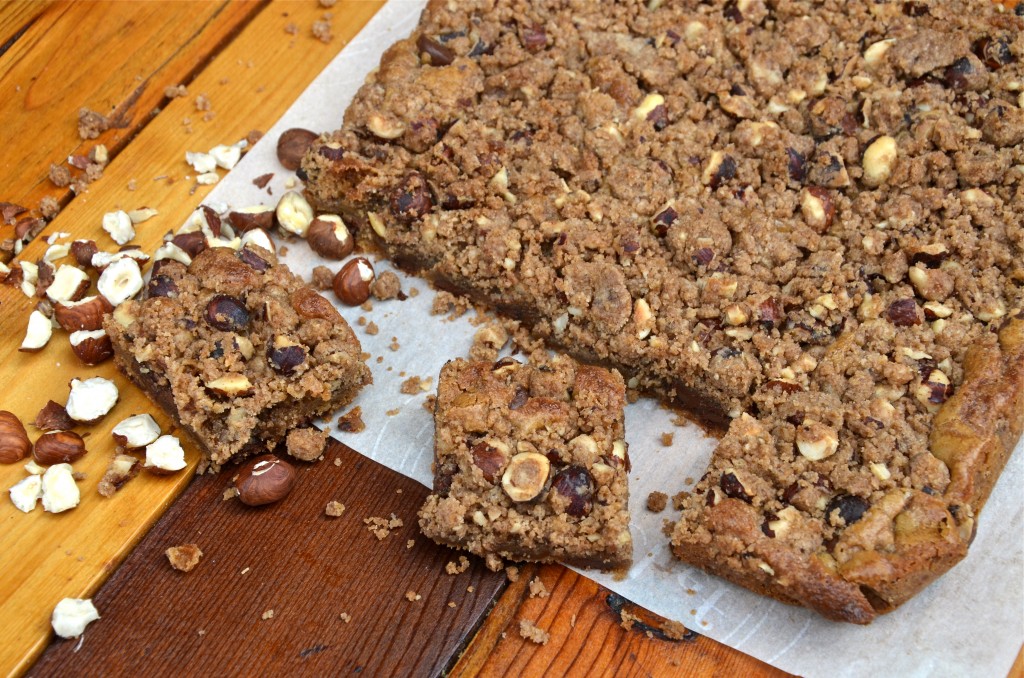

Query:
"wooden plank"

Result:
[[0, 1, 383, 674], [29, 440, 508, 676], [450, 564, 791, 678], [0, 0, 262, 260], [0, 1, 52, 52]]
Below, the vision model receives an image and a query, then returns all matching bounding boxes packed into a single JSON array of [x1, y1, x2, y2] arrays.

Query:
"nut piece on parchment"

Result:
[[306, 214, 353, 259], [234, 454, 296, 506], [165, 543, 203, 573], [332, 257, 375, 306], [0, 410, 32, 463], [276, 128, 319, 171]]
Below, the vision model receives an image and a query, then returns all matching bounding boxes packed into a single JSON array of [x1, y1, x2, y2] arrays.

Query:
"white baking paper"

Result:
[[194, 2, 1024, 675]]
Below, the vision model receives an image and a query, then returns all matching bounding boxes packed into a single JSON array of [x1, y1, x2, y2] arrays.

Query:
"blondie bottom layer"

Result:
[[105, 246, 371, 470], [303, 0, 1023, 621], [419, 355, 632, 571]]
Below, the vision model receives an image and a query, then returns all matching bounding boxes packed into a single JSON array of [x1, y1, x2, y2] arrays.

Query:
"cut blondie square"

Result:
[[419, 354, 633, 571], [105, 245, 371, 471]]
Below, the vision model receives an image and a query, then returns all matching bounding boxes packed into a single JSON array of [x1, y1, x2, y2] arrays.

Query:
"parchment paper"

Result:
[[193, 2, 1024, 674]]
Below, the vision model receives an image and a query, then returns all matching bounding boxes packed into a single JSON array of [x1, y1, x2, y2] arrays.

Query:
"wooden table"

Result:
[[0, 2, 1021, 676]]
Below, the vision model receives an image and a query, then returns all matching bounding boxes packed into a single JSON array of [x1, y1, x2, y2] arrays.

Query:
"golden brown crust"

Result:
[[672, 318, 1023, 624]]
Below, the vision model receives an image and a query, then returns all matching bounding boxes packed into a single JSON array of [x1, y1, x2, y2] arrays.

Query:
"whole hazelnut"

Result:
[[276, 128, 319, 171], [332, 257, 375, 306], [0, 410, 32, 464], [306, 215, 353, 259], [33, 430, 87, 465], [234, 454, 296, 506]]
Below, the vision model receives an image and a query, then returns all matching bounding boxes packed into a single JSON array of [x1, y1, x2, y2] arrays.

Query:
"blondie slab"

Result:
[[419, 355, 633, 571], [105, 246, 371, 470], [303, 0, 1023, 621]]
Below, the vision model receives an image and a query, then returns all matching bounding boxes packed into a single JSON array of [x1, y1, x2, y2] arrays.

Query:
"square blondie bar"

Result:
[[105, 246, 371, 470], [419, 355, 633, 570]]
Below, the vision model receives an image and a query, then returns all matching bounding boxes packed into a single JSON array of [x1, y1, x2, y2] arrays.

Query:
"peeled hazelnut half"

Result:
[[0, 410, 32, 463], [795, 421, 839, 461], [41, 463, 80, 513], [33, 430, 87, 465], [70, 329, 114, 365], [9, 475, 42, 512], [234, 454, 296, 506], [145, 435, 187, 473], [862, 135, 898, 187], [51, 598, 100, 639], [111, 413, 161, 450], [65, 377, 119, 424], [97, 257, 143, 306], [45, 265, 91, 304], [19, 310, 53, 352], [206, 374, 254, 397], [240, 228, 275, 254], [501, 451, 550, 502], [54, 295, 114, 332], [275, 191, 314, 238], [102, 210, 135, 245], [306, 215, 353, 259]]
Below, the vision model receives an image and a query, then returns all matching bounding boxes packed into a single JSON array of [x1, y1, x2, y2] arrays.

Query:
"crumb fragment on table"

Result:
[[400, 375, 432, 395], [165, 543, 203, 572], [647, 491, 668, 513], [469, 322, 508, 361], [77, 107, 110, 139], [365, 321, 379, 336], [528, 577, 549, 599], [445, 556, 470, 575], [662, 620, 689, 640], [325, 501, 345, 517], [364, 513, 403, 540], [223, 487, 239, 501], [370, 270, 401, 300], [336, 406, 365, 433], [431, 290, 470, 318], [660, 432, 674, 446], [404, 590, 421, 602], [49, 163, 71, 188], [504, 566, 519, 582], [518, 619, 549, 645], [286, 426, 328, 462], [311, 265, 334, 290], [165, 84, 188, 98], [339, 612, 351, 623], [261, 609, 275, 620]]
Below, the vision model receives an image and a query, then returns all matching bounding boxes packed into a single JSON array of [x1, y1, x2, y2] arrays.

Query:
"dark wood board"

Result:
[[29, 440, 507, 677]]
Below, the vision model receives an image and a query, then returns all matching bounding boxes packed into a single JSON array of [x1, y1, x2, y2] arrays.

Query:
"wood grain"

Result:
[[30, 440, 508, 676], [450, 564, 790, 678], [0, 0, 262, 259], [0, 1, 382, 674]]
